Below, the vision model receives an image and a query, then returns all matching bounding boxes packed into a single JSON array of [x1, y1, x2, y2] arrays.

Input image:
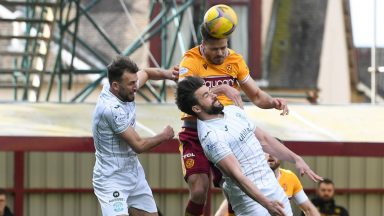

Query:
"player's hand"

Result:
[[219, 84, 244, 109], [166, 65, 179, 82], [273, 98, 289, 116], [162, 125, 175, 140], [295, 157, 323, 182], [265, 200, 286, 216]]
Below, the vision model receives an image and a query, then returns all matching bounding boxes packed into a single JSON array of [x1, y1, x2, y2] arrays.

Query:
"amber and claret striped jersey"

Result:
[[179, 46, 251, 119]]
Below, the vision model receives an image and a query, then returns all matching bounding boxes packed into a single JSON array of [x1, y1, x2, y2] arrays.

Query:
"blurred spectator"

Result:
[[309, 178, 349, 216], [0, 189, 13, 216]]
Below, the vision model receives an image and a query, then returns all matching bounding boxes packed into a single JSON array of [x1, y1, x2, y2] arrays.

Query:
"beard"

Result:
[[204, 100, 224, 115], [269, 161, 280, 171], [118, 89, 135, 102]]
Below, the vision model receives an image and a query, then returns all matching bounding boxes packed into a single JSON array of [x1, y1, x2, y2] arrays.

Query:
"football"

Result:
[[203, 4, 238, 39]]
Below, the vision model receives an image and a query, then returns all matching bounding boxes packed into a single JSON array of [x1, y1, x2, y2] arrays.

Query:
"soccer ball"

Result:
[[203, 4, 238, 39]]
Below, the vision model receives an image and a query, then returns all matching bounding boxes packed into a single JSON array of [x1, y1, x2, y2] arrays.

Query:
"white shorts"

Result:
[[227, 183, 292, 216], [94, 164, 157, 216]]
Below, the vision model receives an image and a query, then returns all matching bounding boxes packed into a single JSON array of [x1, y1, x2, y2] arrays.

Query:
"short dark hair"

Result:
[[0, 188, 6, 195], [200, 23, 222, 42], [107, 55, 139, 85], [175, 76, 205, 116], [318, 178, 334, 187]]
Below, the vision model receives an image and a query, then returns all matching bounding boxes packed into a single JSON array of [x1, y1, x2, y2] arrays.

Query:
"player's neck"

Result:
[[199, 113, 224, 121]]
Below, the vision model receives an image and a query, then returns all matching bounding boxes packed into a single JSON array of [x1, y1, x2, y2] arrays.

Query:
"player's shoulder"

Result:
[[182, 46, 202, 59], [197, 120, 214, 141], [224, 105, 242, 112], [224, 105, 246, 118], [279, 168, 299, 178], [227, 48, 244, 61]]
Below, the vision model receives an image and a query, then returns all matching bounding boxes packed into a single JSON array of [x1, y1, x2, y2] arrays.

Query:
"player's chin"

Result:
[[211, 57, 224, 65]]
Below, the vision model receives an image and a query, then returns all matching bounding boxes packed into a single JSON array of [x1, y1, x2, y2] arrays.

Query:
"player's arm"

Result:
[[137, 66, 179, 88], [216, 154, 286, 216], [210, 84, 244, 108], [119, 126, 174, 154], [297, 198, 320, 216], [240, 78, 288, 115], [254, 128, 323, 182]]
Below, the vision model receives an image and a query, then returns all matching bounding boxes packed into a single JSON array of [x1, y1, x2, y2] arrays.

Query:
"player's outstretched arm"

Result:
[[137, 65, 179, 88], [255, 128, 323, 182], [217, 154, 287, 216], [119, 126, 174, 154], [240, 79, 289, 115]]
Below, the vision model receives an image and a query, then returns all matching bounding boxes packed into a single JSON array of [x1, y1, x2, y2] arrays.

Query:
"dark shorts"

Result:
[[179, 127, 222, 187]]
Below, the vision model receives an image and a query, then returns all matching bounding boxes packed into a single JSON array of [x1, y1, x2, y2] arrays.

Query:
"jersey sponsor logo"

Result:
[[179, 67, 188, 75], [185, 158, 195, 169], [113, 191, 120, 198], [109, 197, 124, 203], [114, 114, 128, 125], [113, 202, 124, 212], [182, 152, 195, 159], [203, 76, 237, 89], [239, 127, 253, 142]]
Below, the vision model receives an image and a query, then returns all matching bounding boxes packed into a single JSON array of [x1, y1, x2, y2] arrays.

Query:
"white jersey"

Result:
[[197, 105, 292, 215], [197, 105, 276, 190], [92, 84, 139, 190]]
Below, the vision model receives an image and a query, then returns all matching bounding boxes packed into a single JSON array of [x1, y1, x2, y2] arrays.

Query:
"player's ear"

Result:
[[192, 104, 201, 114], [111, 81, 120, 91]]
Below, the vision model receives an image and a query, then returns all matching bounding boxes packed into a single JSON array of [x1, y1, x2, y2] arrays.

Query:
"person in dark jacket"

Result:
[[0, 189, 13, 216], [307, 178, 349, 216]]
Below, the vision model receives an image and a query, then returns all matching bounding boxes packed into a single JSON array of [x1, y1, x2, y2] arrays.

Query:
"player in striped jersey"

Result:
[[175, 76, 322, 216], [92, 56, 178, 216]]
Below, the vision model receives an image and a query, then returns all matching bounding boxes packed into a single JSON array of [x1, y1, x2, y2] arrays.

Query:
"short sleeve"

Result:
[[237, 56, 251, 84], [179, 56, 197, 79], [199, 129, 232, 165], [291, 173, 304, 195], [103, 104, 131, 134]]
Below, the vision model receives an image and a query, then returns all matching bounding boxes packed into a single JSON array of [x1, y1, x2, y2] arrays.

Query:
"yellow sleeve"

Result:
[[179, 55, 197, 79], [291, 172, 304, 195], [236, 55, 250, 83]]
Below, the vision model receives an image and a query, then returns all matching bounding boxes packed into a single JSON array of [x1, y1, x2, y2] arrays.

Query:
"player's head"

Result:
[[175, 76, 224, 117], [266, 138, 284, 171], [200, 24, 229, 65], [317, 178, 335, 201], [107, 55, 139, 102], [0, 188, 7, 212]]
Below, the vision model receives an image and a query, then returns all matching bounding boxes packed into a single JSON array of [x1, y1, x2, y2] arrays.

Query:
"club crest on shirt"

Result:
[[185, 158, 195, 169], [226, 64, 232, 73]]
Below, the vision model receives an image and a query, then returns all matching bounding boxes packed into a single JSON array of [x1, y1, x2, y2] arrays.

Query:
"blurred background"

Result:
[[0, 0, 383, 215]]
